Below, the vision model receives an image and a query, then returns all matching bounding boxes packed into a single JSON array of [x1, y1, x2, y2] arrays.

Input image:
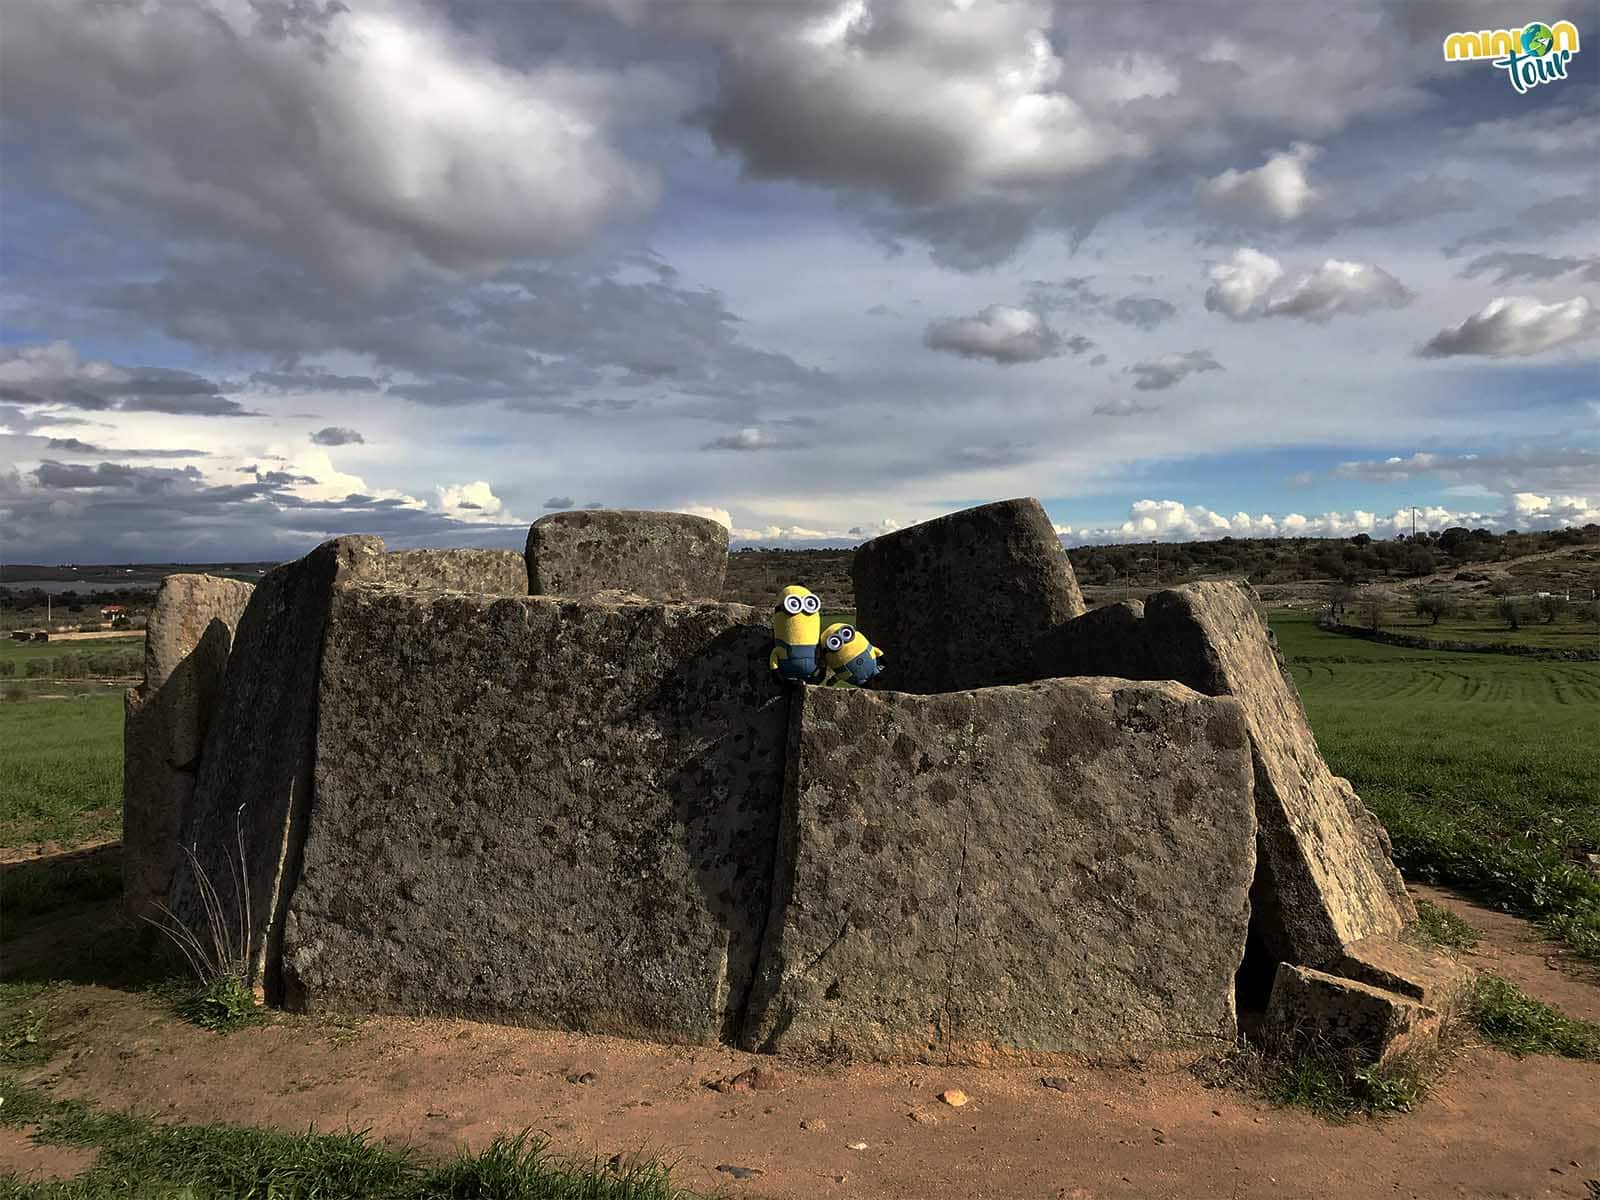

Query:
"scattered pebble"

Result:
[[1040, 1076, 1072, 1093], [567, 1071, 597, 1085], [716, 1164, 763, 1180], [847, 1141, 869, 1151], [909, 1108, 939, 1125], [939, 1088, 969, 1107], [800, 1118, 827, 1132]]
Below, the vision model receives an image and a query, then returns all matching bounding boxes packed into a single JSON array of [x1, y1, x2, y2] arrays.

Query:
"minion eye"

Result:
[[826, 634, 842, 652], [839, 625, 856, 643], [802, 595, 820, 614], [783, 595, 803, 614]]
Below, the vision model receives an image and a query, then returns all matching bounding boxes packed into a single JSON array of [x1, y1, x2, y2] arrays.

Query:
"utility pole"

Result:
[[1411, 506, 1418, 539]]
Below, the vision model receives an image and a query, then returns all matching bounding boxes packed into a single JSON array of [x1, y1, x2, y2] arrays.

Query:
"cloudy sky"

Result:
[[2, 0, 1597, 564]]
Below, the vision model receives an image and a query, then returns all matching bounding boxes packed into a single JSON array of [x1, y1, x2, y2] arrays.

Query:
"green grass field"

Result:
[[0, 634, 143, 668], [0, 692, 125, 847], [1271, 610, 1600, 958]]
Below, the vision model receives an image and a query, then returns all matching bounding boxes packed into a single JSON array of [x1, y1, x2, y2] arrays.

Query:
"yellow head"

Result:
[[773, 584, 822, 644], [820, 621, 871, 669]]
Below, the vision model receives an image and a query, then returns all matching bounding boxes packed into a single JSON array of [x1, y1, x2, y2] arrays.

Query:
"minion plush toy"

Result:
[[770, 585, 824, 684], [821, 622, 884, 688]]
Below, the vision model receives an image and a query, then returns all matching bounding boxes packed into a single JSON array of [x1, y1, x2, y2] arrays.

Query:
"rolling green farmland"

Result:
[[0, 691, 125, 847], [1271, 610, 1600, 958], [0, 634, 144, 667]]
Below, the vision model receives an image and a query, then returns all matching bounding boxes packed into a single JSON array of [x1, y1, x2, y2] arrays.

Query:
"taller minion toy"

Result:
[[770, 584, 824, 684], [821, 622, 884, 688]]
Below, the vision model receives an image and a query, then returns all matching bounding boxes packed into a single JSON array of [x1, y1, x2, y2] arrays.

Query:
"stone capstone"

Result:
[[1263, 963, 1440, 1066], [280, 585, 788, 1044], [1043, 581, 1414, 968], [356, 548, 526, 594], [526, 510, 729, 601], [849, 499, 1087, 694], [741, 677, 1256, 1063], [122, 573, 254, 919]]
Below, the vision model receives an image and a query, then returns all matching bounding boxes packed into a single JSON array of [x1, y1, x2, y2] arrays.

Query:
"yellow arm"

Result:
[[769, 645, 787, 670]]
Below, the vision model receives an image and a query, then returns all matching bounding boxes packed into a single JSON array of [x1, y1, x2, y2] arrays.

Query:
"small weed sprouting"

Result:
[[175, 974, 265, 1033], [1467, 975, 1600, 1060], [0, 1008, 54, 1067], [140, 805, 264, 1033], [1408, 900, 1479, 951]]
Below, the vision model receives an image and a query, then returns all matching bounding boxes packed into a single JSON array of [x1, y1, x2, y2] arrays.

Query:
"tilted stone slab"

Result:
[[1333, 936, 1472, 1019], [850, 498, 1087, 694], [742, 677, 1256, 1063], [1263, 963, 1440, 1066], [173, 537, 385, 994], [526, 510, 729, 601], [123, 574, 254, 919], [281, 586, 788, 1044], [1041, 581, 1414, 968]]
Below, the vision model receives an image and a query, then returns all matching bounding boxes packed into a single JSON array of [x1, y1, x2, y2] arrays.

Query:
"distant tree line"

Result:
[[0, 650, 142, 679], [0, 586, 152, 614], [1064, 524, 1599, 588]]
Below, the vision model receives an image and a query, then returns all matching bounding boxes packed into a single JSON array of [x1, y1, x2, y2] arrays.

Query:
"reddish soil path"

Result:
[[4, 884, 1598, 1199]]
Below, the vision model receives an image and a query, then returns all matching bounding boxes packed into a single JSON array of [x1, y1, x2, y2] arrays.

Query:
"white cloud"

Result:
[[1206, 249, 1412, 323], [676, 504, 733, 531], [925, 305, 1063, 364], [1198, 143, 1320, 221], [435, 480, 512, 522], [1419, 296, 1598, 358], [1066, 494, 1600, 546], [1203, 249, 1284, 319]]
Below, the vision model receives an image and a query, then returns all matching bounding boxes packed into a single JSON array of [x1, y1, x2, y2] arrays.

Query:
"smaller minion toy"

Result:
[[770, 584, 824, 684], [821, 622, 884, 688]]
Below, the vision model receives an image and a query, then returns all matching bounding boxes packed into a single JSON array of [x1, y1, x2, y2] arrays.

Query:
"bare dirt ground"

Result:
[[4, 878, 1597, 1199]]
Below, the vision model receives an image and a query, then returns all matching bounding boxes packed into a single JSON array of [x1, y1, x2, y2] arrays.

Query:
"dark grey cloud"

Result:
[[702, 427, 802, 452], [1444, 194, 1597, 257], [543, 496, 575, 509], [309, 426, 365, 446], [34, 460, 203, 491], [1459, 253, 1600, 286], [253, 370, 380, 393], [1127, 350, 1223, 391], [4, 455, 529, 564], [1027, 278, 1178, 330], [102, 259, 828, 420], [1094, 395, 1161, 417], [44, 437, 207, 458], [0, 346, 260, 417], [1110, 297, 1178, 330]]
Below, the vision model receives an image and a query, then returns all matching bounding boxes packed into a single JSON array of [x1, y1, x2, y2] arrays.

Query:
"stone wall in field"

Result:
[[132, 500, 1425, 1064]]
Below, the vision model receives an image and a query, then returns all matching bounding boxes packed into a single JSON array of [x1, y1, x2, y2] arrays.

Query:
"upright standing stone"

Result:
[[123, 574, 254, 918], [172, 536, 385, 995], [526, 510, 729, 601], [282, 587, 788, 1043], [850, 498, 1086, 694], [743, 677, 1255, 1062]]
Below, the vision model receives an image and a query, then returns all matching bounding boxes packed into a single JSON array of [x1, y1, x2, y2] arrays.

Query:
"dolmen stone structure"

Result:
[[127, 500, 1446, 1067]]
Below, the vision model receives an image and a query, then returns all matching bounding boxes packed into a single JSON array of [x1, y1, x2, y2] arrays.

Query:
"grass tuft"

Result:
[[1466, 975, 1600, 1060], [0, 1078, 699, 1199], [1192, 1037, 1438, 1122], [1408, 900, 1479, 951]]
